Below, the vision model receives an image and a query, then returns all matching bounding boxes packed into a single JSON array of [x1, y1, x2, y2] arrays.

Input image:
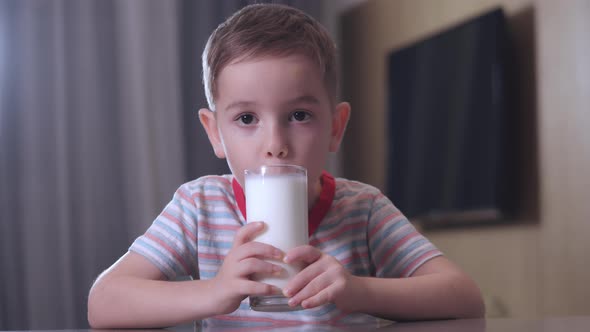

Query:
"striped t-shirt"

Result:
[[130, 172, 442, 327]]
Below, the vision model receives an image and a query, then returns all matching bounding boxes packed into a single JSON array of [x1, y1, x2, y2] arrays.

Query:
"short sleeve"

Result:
[[129, 185, 199, 280], [367, 193, 442, 278]]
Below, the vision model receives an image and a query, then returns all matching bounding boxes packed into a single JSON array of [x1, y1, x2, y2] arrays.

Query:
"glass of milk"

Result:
[[245, 164, 308, 312]]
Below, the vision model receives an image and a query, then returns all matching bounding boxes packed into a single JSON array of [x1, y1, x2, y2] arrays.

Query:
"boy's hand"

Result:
[[282, 245, 362, 312], [210, 222, 284, 314]]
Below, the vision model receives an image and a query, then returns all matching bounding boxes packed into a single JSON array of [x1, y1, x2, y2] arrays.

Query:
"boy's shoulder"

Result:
[[177, 174, 235, 196], [333, 176, 384, 198]]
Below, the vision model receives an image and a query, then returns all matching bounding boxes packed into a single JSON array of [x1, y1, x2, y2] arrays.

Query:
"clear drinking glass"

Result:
[[245, 165, 308, 312]]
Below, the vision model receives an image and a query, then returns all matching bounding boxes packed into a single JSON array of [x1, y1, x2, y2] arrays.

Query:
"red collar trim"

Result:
[[232, 179, 248, 225], [232, 171, 335, 237]]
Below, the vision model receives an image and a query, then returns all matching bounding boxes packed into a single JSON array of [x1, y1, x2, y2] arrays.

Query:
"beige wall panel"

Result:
[[536, 0, 590, 316]]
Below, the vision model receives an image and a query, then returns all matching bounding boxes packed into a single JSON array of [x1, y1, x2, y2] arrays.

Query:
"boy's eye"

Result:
[[290, 111, 311, 122], [237, 114, 256, 125]]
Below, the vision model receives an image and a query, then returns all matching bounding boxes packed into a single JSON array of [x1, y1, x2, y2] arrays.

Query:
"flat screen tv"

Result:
[[386, 8, 517, 228]]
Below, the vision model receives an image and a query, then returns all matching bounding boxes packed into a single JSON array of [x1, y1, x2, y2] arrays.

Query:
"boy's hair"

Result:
[[202, 3, 338, 110]]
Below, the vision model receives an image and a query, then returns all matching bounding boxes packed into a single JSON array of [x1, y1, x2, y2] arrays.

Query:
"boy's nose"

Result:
[[265, 126, 289, 159], [266, 145, 288, 158]]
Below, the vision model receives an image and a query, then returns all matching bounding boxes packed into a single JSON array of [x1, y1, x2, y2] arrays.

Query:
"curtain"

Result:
[[0, 0, 322, 329]]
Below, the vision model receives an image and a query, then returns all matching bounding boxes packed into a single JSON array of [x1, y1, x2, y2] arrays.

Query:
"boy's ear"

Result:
[[329, 102, 351, 152], [198, 108, 226, 159]]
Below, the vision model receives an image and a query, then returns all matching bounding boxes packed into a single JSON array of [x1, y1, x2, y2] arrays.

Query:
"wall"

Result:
[[536, 0, 590, 316], [340, 0, 590, 318], [320, 0, 368, 177]]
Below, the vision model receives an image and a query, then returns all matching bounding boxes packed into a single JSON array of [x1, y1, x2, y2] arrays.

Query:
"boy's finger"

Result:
[[286, 273, 331, 308], [283, 259, 325, 298], [237, 258, 284, 278], [299, 288, 331, 309], [284, 245, 321, 264], [233, 222, 265, 247], [234, 241, 284, 261]]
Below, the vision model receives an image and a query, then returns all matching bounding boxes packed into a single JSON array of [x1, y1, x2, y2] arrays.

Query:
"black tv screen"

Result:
[[386, 8, 516, 227]]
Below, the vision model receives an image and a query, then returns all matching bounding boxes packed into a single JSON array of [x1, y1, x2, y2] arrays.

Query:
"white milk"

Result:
[[245, 171, 308, 289]]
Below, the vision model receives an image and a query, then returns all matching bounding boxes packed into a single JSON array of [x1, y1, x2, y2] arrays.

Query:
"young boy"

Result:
[[88, 4, 484, 329]]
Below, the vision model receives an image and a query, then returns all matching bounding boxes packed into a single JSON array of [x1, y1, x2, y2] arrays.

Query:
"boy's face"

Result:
[[199, 54, 350, 206]]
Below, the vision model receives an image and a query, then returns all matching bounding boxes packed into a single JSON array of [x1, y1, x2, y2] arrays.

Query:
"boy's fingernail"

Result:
[[283, 288, 291, 297]]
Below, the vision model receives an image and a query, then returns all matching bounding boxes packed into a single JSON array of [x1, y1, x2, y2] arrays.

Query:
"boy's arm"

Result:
[[87, 251, 218, 328], [348, 256, 485, 321], [284, 248, 484, 321], [88, 222, 282, 329]]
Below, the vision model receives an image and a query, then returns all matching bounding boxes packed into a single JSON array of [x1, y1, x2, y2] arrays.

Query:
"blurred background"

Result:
[[0, 0, 589, 329]]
